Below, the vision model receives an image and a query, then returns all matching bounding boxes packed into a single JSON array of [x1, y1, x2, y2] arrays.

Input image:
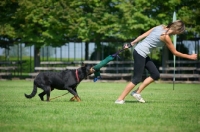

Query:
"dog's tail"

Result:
[[24, 83, 37, 99]]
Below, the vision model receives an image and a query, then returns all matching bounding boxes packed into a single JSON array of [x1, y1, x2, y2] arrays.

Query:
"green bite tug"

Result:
[[92, 43, 132, 82]]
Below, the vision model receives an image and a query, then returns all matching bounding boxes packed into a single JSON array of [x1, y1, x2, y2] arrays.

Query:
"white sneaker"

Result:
[[130, 91, 145, 103], [115, 100, 125, 104]]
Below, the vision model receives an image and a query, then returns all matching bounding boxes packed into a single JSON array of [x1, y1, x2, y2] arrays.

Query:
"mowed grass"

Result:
[[0, 80, 199, 132]]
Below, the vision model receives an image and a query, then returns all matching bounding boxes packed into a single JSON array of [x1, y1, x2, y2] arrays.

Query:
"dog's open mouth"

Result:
[[88, 68, 95, 75]]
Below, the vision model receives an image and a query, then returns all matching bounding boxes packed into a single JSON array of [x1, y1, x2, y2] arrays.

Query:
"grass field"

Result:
[[0, 80, 199, 132]]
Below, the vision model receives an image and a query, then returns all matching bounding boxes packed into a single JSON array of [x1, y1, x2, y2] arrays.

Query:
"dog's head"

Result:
[[80, 63, 95, 76]]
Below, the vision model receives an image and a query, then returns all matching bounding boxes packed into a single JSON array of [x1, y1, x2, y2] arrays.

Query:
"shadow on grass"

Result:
[[122, 100, 139, 103]]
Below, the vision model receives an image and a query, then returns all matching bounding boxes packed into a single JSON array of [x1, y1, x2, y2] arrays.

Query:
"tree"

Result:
[[0, 0, 19, 49], [177, 0, 200, 38], [1, 0, 72, 66], [0, 0, 199, 66]]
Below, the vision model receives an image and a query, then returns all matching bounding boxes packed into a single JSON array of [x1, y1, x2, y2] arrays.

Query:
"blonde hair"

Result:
[[166, 20, 185, 34]]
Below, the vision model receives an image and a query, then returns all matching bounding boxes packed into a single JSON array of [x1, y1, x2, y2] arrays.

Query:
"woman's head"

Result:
[[166, 20, 185, 34]]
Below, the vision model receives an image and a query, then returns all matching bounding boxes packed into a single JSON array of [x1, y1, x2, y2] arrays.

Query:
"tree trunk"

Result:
[[95, 41, 101, 60], [34, 46, 40, 71], [85, 42, 89, 60]]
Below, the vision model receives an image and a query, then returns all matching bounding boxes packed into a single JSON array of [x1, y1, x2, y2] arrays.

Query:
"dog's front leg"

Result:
[[70, 96, 81, 102], [74, 95, 81, 102], [69, 96, 81, 102], [70, 88, 79, 101], [65, 86, 81, 102], [70, 96, 76, 101]]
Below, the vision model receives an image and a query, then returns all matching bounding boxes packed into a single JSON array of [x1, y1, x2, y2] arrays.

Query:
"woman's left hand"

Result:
[[189, 54, 197, 60]]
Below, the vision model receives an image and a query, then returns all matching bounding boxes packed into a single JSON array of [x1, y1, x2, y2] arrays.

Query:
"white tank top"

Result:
[[134, 25, 166, 58]]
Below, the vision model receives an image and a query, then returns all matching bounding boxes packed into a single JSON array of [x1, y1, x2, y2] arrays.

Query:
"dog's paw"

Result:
[[75, 96, 81, 102], [70, 97, 76, 101]]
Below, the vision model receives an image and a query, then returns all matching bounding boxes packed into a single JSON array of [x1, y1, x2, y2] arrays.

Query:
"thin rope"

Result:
[[50, 92, 69, 100]]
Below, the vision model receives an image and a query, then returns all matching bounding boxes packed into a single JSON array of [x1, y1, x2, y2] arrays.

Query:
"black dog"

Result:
[[24, 64, 94, 102]]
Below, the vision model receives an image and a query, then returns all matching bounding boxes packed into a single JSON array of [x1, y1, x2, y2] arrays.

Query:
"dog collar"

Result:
[[76, 69, 80, 82]]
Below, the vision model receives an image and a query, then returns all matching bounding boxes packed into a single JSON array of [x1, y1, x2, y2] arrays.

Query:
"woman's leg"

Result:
[[116, 50, 145, 101], [135, 57, 159, 94], [117, 82, 136, 100], [135, 77, 154, 94]]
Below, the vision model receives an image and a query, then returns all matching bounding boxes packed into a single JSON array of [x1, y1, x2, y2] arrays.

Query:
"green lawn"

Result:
[[0, 80, 199, 132]]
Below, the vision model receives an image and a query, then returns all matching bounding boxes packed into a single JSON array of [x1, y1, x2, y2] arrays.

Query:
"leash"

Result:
[[50, 92, 69, 100], [111, 43, 133, 58], [93, 43, 133, 82]]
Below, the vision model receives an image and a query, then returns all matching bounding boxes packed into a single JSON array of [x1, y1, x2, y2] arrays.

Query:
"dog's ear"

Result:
[[86, 64, 94, 75], [81, 62, 85, 67]]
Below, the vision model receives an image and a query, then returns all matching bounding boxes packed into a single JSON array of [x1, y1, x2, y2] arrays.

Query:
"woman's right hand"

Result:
[[131, 41, 137, 46]]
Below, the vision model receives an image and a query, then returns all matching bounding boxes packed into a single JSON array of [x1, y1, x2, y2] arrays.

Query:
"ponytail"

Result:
[[166, 20, 185, 34]]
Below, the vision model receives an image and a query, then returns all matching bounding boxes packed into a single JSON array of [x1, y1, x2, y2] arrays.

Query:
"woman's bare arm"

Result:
[[161, 34, 197, 60], [131, 27, 155, 45]]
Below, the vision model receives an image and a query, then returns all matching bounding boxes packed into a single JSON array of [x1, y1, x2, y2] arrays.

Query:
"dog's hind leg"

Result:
[[45, 86, 51, 101], [38, 91, 45, 101], [38, 88, 54, 101]]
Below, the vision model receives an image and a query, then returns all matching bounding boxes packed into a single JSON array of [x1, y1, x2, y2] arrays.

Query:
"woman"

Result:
[[115, 20, 197, 104]]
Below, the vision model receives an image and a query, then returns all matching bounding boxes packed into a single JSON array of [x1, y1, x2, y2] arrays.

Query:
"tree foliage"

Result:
[[0, 0, 199, 59]]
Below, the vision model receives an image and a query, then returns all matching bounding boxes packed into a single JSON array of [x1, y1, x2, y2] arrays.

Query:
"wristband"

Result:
[[127, 43, 132, 48]]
